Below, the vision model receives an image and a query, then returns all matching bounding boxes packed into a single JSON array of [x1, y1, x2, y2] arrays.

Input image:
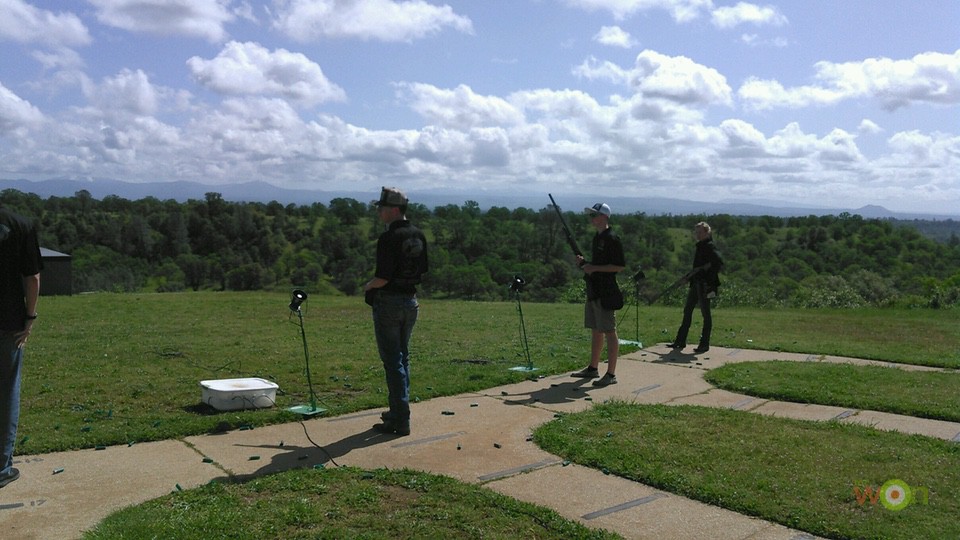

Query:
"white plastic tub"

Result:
[[200, 378, 279, 411]]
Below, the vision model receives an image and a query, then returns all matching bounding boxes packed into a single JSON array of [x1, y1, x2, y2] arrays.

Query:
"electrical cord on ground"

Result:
[[299, 419, 341, 468]]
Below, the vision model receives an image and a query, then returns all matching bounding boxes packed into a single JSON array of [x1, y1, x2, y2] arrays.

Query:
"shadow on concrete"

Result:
[[497, 378, 597, 406], [647, 349, 702, 365], [231, 425, 397, 480]]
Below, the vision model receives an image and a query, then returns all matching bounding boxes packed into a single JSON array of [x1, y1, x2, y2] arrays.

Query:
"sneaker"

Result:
[[373, 421, 410, 436], [592, 373, 618, 387], [693, 345, 710, 354], [666, 342, 685, 349], [0, 468, 19, 489], [571, 367, 600, 378]]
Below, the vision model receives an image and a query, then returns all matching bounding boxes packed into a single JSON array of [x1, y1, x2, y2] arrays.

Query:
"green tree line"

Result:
[[3, 188, 960, 308]]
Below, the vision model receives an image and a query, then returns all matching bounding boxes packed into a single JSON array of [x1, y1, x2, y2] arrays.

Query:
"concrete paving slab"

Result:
[[0, 440, 218, 540], [331, 395, 562, 484], [186, 394, 563, 484], [488, 464, 824, 540], [838, 410, 960, 441], [480, 374, 601, 414], [668, 388, 768, 410], [751, 401, 860, 422], [480, 358, 714, 414]]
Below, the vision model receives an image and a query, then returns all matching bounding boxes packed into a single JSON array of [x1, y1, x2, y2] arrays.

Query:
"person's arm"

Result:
[[364, 277, 389, 292], [583, 263, 625, 274], [16, 272, 40, 348], [584, 233, 625, 274]]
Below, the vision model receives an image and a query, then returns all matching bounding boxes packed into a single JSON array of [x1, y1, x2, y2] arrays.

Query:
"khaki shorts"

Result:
[[584, 299, 616, 333]]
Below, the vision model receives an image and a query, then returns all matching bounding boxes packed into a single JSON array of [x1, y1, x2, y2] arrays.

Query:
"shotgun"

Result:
[[647, 263, 711, 304], [548, 193, 585, 266]]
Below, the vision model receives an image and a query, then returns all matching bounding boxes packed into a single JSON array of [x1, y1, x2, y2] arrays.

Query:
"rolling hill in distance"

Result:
[[3, 177, 958, 221]]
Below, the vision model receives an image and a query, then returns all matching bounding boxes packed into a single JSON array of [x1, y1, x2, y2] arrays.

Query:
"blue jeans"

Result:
[[372, 293, 419, 425], [0, 333, 22, 477]]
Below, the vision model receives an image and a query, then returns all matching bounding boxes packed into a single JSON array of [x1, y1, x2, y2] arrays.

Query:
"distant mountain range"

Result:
[[3, 177, 958, 220]]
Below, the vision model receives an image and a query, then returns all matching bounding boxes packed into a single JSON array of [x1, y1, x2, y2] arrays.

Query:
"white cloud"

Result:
[[31, 47, 86, 71], [858, 119, 883, 135], [738, 77, 842, 109], [573, 56, 632, 85], [718, 118, 766, 157], [574, 50, 732, 108], [0, 0, 91, 47], [187, 41, 347, 106], [88, 0, 234, 42], [740, 33, 788, 48], [739, 49, 960, 111], [273, 0, 473, 43], [711, 2, 787, 29], [886, 130, 949, 166], [397, 83, 524, 129], [562, 0, 713, 23], [233, 1, 259, 23], [593, 25, 636, 48], [874, 130, 960, 195], [0, 82, 45, 133], [84, 69, 160, 117], [631, 50, 733, 106]]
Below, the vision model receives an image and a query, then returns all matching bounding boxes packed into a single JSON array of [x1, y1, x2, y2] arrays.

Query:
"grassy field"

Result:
[[85, 467, 618, 540], [23, 292, 960, 454], [534, 403, 960, 540], [15, 292, 960, 539], [706, 361, 960, 422]]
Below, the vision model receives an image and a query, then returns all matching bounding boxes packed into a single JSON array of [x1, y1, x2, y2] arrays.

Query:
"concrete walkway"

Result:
[[2, 344, 957, 539]]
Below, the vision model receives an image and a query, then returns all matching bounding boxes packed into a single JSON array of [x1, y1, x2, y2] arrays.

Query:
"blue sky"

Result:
[[1, 0, 958, 213]]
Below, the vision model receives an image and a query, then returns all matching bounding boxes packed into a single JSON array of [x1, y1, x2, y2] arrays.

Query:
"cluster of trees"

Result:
[[3, 188, 960, 308]]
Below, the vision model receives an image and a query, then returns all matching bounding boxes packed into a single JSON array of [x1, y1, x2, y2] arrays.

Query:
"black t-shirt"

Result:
[[0, 208, 43, 331], [586, 227, 625, 300], [375, 219, 428, 294], [691, 238, 723, 290]]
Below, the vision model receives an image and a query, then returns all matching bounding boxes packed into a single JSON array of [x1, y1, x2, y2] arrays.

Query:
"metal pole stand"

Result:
[[288, 293, 326, 416], [619, 269, 644, 347], [509, 287, 538, 373]]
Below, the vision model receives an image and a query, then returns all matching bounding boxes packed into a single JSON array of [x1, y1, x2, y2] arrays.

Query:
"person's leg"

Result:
[[0, 335, 22, 478], [696, 283, 712, 351], [605, 331, 619, 374], [572, 301, 602, 377], [372, 297, 409, 433], [671, 286, 697, 347], [591, 310, 619, 386], [393, 297, 419, 427], [590, 329, 603, 368]]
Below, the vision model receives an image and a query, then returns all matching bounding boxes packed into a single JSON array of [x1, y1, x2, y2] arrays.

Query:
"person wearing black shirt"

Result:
[[570, 203, 625, 387], [668, 221, 723, 354], [0, 207, 42, 489], [364, 187, 428, 436]]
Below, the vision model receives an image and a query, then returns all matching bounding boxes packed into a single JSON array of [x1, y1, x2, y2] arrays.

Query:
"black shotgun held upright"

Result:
[[548, 193, 584, 265]]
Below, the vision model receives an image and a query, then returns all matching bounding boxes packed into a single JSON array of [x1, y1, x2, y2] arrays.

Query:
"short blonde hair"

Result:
[[695, 221, 712, 236]]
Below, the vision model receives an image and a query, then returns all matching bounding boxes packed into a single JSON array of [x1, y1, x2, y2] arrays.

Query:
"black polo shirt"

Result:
[[375, 219, 428, 294], [586, 227, 625, 300]]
